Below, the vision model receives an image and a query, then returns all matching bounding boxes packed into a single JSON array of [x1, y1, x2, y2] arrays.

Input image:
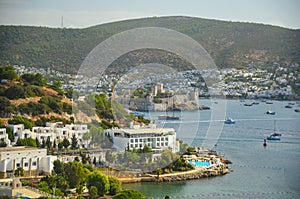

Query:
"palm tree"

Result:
[[14, 167, 24, 177]]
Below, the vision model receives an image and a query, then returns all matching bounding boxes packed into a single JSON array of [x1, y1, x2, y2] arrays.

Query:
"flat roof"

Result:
[[120, 128, 175, 135], [0, 147, 45, 152]]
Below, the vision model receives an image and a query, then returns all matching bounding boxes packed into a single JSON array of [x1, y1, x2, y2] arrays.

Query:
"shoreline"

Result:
[[118, 167, 231, 184]]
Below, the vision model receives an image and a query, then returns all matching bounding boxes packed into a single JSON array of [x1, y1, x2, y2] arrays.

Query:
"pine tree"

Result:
[[35, 138, 41, 147], [71, 134, 78, 150]]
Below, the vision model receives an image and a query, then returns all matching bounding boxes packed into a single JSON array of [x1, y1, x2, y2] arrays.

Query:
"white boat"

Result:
[[224, 118, 235, 124], [266, 121, 281, 140], [266, 110, 275, 115]]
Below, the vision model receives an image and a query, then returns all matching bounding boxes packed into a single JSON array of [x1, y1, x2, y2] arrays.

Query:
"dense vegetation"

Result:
[[36, 159, 146, 198], [1, 16, 299, 74]]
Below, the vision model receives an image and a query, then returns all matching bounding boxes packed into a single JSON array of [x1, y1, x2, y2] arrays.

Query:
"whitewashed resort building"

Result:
[[0, 147, 57, 179], [104, 124, 179, 152]]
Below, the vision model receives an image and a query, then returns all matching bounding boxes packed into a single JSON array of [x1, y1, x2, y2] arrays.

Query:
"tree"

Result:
[[37, 181, 52, 194], [105, 150, 116, 165], [46, 136, 51, 149], [0, 96, 15, 114], [14, 167, 24, 177], [41, 139, 46, 148], [15, 138, 37, 147], [71, 134, 78, 150], [53, 160, 64, 176], [0, 139, 7, 147], [62, 137, 70, 149], [8, 116, 33, 129], [35, 138, 41, 148], [58, 142, 63, 150], [108, 177, 122, 196], [89, 186, 98, 199], [93, 157, 97, 166], [87, 171, 110, 197], [0, 66, 18, 80], [113, 189, 147, 199], [63, 161, 86, 188], [53, 139, 57, 148], [6, 127, 14, 141], [21, 73, 46, 86], [76, 184, 84, 196]]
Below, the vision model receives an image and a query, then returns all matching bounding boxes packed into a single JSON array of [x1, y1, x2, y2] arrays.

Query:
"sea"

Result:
[[123, 99, 300, 199]]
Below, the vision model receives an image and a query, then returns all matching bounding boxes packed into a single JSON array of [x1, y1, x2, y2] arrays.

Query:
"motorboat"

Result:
[[266, 110, 275, 115], [267, 133, 281, 140], [224, 118, 235, 124]]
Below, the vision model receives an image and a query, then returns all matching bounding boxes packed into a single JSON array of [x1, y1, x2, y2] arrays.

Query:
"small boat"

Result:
[[288, 102, 295, 105], [261, 99, 267, 102], [252, 102, 259, 105], [285, 105, 292, 108], [295, 109, 300, 113], [244, 102, 253, 106], [266, 120, 281, 140], [158, 115, 180, 120], [224, 118, 235, 124], [266, 101, 273, 104], [267, 133, 282, 140], [266, 110, 275, 115]]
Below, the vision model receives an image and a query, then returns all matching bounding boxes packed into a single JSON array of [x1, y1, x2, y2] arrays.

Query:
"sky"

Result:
[[0, 0, 299, 29]]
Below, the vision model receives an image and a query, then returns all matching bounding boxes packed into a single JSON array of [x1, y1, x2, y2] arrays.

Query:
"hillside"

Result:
[[0, 16, 300, 74]]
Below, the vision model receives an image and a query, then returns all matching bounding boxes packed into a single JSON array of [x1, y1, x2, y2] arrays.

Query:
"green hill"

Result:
[[1, 16, 299, 74]]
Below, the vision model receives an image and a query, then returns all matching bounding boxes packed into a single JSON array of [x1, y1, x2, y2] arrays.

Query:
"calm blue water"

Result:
[[123, 100, 300, 199]]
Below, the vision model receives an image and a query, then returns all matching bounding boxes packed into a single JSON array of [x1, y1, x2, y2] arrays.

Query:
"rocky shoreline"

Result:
[[119, 167, 231, 184]]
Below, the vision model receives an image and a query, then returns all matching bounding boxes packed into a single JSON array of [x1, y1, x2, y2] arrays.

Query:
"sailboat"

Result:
[[266, 120, 281, 140], [158, 99, 180, 120]]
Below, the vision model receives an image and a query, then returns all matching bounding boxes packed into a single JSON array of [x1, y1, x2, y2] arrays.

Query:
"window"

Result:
[[16, 163, 20, 167], [165, 142, 168, 146], [161, 143, 164, 146], [130, 139, 134, 143], [139, 144, 142, 148], [24, 163, 28, 167], [161, 137, 164, 141], [135, 144, 138, 148], [130, 144, 133, 148], [157, 138, 160, 141], [165, 137, 168, 141], [135, 139, 138, 142], [32, 162, 37, 166], [157, 143, 160, 146], [139, 138, 142, 142], [148, 138, 151, 142]]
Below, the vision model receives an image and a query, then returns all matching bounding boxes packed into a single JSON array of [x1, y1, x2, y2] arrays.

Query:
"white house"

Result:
[[7, 124, 31, 142], [65, 124, 89, 148], [104, 124, 179, 152], [0, 147, 57, 179], [0, 128, 11, 147]]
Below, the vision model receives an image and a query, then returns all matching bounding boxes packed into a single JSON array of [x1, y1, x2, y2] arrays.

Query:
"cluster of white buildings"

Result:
[[0, 122, 90, 148]]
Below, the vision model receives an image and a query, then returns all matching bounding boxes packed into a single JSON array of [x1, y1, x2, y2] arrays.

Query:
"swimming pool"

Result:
[[189, 161, 210, 166]]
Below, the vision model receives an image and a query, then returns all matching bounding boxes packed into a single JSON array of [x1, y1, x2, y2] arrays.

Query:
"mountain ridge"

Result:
[[1, 16, 299, 74]]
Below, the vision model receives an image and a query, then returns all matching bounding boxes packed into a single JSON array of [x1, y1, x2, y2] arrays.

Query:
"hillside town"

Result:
[[12, 63, 300, 100]]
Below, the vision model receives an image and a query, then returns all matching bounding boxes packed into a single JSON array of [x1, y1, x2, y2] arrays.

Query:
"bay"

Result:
[[123, 99, 300, 199]]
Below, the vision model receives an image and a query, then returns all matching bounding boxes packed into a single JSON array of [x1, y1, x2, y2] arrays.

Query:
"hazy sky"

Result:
[[0, 0, 299, 29]]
